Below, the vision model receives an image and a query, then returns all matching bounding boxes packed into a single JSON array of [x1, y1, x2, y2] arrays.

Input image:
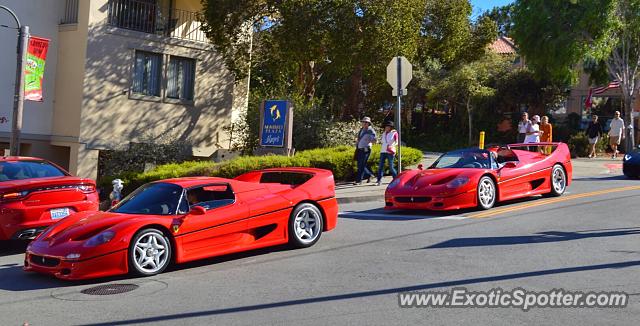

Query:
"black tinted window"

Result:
[[0, 161, 66, 181], [111, 183, 184, 215]]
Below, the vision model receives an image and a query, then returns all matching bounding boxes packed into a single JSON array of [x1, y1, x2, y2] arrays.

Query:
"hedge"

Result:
[[99, 145, 423, 196]]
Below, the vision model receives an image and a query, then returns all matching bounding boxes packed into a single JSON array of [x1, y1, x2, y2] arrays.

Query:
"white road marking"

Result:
[[338, 212, 468, 220]]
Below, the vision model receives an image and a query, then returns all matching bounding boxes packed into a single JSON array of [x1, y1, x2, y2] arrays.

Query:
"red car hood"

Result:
[[402, 169, 476, 188], [38, 210, 155, 247], [387, 168, 486, 196], [0, 176, 94, 192]]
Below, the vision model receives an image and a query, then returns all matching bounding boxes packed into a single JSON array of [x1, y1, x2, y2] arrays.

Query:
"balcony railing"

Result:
[[107, 0, 207, 43]]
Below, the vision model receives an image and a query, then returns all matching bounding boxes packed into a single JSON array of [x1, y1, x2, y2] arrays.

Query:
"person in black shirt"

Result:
[[586, 115, 603, 158]]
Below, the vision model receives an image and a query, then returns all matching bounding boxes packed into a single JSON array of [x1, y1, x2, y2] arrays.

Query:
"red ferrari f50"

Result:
[[385, 143, 572, 211], [24, 168, 338, 280]]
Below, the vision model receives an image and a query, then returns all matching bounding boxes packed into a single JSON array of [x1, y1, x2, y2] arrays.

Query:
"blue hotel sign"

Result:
[[260, 100, 289, 147]]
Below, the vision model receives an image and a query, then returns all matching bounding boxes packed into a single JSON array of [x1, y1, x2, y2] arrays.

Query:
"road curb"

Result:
[[337, 195, 384, 204]]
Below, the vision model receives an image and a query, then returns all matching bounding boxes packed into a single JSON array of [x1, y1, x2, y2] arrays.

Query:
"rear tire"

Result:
[[288, 203, 323, 248], [477, 176, 496, 210], [128, 228, 172, 277], [549, 164, 567, 197]]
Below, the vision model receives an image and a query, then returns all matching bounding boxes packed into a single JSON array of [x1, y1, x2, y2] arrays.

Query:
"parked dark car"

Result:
[[623, 149, 640, 178]]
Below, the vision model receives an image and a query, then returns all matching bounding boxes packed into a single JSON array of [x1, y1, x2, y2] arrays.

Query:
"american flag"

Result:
[[592, 80, 621, 94]]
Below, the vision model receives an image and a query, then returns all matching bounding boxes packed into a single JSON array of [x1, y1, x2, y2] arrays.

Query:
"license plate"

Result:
[[50, 208, 70, 220]]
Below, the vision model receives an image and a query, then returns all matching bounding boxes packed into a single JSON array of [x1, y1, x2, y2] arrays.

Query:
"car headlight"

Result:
[[446, 176, 470, 189], [84, 230, 115, 247], [387, 178, 401, 189], [624, 154, 632, 161], [66, 253, 81, 260]]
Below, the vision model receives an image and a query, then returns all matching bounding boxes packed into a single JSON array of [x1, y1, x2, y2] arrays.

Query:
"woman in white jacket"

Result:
[[376, 121, 398, 186]]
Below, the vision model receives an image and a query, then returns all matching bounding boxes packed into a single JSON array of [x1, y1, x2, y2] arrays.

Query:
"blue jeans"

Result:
[[355, 148, 374, 182], [377, 152, 397, 181]]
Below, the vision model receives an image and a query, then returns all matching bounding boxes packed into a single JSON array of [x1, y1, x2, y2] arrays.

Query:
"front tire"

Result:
[[477, 176, 496, 210], [288, 203, 323, 248], [549, 164, 567, 197], [128, 228, 172, 277]]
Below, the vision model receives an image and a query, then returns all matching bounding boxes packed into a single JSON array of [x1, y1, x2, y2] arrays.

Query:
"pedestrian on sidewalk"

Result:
[[609, 111, 625, 159], [524, 115, 541, 151], [517, 112, 530, 144], [586, 115, 603, 158], [540, 115, 553, 154], [354, 117, 376, 185], [376, 121, 398, 186]]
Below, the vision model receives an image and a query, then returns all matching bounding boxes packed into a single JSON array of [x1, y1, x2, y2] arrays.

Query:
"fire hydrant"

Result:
[[110, 179, 124, 207]]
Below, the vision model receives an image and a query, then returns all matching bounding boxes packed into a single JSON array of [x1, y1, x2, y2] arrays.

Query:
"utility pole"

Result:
[[1, 5, 28, 156]]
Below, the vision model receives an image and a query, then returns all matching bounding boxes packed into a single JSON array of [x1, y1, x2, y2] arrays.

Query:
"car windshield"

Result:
[[430, 149, 492, 169], [0, 160, 67, 182], [111, 183, 184, 215]]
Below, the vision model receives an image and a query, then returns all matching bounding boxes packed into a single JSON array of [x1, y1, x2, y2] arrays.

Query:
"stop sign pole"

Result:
[[395, 57, 403, 171], [387, 56, 412, 172]]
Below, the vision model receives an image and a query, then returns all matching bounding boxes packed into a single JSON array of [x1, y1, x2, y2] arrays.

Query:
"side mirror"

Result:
[[503, 161, 517, 169], [189, 206, 206, 216]]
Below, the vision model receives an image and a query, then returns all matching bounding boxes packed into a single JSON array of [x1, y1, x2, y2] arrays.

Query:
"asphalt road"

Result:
[[1, 174, 639, 325]]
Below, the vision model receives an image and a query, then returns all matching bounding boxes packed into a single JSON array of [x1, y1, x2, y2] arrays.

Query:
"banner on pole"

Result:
[[24, 36, 50, 102]]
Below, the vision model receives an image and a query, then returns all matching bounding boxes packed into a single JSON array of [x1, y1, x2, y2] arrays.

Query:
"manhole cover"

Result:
[[81, 284, 139, 296]]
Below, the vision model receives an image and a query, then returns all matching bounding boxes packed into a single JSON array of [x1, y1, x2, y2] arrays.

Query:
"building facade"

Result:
[[0, 0, 248, 179]]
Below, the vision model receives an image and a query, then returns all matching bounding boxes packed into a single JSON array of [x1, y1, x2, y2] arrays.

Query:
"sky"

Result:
[[470, 0, 514, 16]]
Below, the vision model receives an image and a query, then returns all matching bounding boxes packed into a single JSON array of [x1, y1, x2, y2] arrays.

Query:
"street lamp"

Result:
[[1, 5, 29, 156]]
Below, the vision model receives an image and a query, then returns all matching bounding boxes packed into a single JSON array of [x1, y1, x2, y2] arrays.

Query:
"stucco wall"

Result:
[[52, 0, 90, 140], [78, 0, 235, 158], [0, 0, 61, 136]]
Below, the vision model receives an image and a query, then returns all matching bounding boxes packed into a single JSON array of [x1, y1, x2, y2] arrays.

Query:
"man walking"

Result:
[[609, 111, 625, 159], [354, 117, 376, 185], [586, 115, 603, 158]]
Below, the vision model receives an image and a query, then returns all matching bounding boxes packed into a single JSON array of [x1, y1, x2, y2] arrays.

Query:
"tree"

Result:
[[512, 0, 640, 152], [429, 52, 510, 145], [479, 4, 515, 37], [201, 0, 427, 118]]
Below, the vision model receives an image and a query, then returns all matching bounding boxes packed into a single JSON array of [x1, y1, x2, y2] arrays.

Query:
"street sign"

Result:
[[385, 56, 413, 172], [386, 56, 412, 92]]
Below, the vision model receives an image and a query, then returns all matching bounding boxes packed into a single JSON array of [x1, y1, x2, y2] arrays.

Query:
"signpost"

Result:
[[257, 100, 294, 156], [386, 56, 413, 171]]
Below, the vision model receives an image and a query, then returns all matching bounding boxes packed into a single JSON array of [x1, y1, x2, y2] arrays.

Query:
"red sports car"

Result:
[[385, 143, 572, 211], [1, 156, 99, 241], [24, 168, 338, 280]]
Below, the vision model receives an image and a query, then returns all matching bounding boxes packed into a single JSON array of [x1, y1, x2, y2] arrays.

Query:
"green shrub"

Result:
[[99, 145, 424, 197], [568, 132, 610, 158], [568, 132, 589, 158]]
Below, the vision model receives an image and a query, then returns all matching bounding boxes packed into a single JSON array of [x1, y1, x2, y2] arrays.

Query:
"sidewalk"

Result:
[[335, 154, 625, 204]]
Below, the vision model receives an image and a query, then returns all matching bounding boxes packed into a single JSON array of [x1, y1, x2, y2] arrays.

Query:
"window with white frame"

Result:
[[132, 51, 162, 97], [167, 56, 196, 100]]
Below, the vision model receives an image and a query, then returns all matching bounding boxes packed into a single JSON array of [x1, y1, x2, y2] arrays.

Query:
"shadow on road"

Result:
[[339, 208, 475, 221], [421, 227, 640, 249], [0, 241, 28, 257], [82, 259, 640, 325], [572, 175, 630, 181]]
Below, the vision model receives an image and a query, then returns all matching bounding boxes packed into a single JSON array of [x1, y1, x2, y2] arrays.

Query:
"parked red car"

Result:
[[24, 168, 338, 280], [0, 156, 99, 241], [385, 143, 572, 211]]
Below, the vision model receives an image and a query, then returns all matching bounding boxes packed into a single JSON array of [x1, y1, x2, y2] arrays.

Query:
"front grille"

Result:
[[30, 254, 60, 267], [395, 196, 431, 203]]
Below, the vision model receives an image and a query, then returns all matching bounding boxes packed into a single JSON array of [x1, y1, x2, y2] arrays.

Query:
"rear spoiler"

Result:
[[505, 142, 564, 149]]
